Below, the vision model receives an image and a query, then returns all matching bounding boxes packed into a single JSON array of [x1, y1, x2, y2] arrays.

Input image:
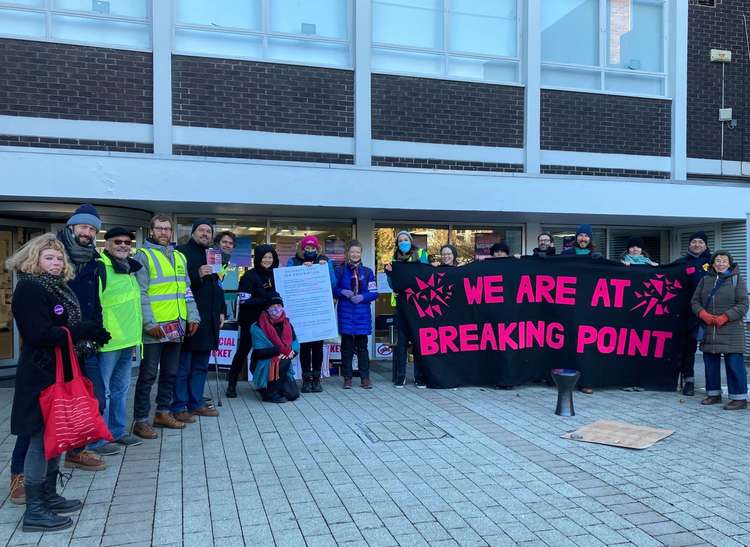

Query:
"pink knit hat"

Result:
[[300, 235, 320, 249]]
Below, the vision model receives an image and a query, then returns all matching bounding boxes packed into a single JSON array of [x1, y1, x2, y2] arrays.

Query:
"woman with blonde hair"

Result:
[[7, 233, 109, 532]]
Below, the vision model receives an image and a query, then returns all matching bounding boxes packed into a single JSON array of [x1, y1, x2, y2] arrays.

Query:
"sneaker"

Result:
[[701, 395, 722, 405], [343, 378, 352, 389], [723, 399, 747, 410], [93, 443, 122, 457], [361, 378, 373, 389], [63, 450, 106, 471], [394, 378, 406, 388], [10, 474, 25, 505], [132, 421, 158, 439], [153, 412, 186, 429], [192, 406, 220, 417], [174, 411, 196, 423], [114, 435, 143, 447], [682, 381, 695, 396], [415, 381, 427, 389]]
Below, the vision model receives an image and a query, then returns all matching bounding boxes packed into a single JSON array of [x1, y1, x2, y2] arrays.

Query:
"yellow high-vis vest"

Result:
[[98, 253, 143, 352], [137, 246, 189, 323]]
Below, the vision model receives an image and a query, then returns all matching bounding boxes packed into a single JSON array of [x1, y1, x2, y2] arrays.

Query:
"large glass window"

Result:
[[0, 0, 151, 49], [271, 221, 353, 270], [372, 0, 520, 84], [542, 0, 667, 96], [174, 0, 352, 68]]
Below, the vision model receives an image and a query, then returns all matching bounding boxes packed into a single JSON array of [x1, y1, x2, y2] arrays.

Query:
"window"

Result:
[[0, 0, 151, 49], [174, 0, 352, 68], [541, 0, 667, 96], [372, 0, 520, 84]]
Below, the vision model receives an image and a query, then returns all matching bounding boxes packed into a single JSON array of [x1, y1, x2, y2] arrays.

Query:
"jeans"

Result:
[[227, 325, 252, 384], [341, 334, 369, 380], [172, 350, 211, 413], [680, 336, 698, 383], [134, 342, 182, 422], [11, 435, 30, 475], [299, 341, 324, 378], [704, 352, 748, 400], [89, 348, 135, 447], [82, 353, 105, 414], [24, 432, 59, 487]]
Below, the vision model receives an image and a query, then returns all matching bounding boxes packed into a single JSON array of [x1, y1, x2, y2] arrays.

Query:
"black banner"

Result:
[[390, 257, 692, 390]]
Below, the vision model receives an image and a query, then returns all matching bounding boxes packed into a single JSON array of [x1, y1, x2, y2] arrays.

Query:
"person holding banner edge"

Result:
[[385, 231, 429, 387], [438, 244, 459, 267], [334, 240, 378, 389], [691, 251, 748, 410], [287, 235, 336, 393], [671, 231, 712, 396], [226, 244, 279, 398]]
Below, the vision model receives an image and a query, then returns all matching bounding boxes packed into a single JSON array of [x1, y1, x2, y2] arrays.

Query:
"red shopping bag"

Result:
[[39, 327, 112, 459]]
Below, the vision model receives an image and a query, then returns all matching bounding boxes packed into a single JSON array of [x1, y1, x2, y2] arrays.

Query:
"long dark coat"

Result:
[[177, 238, 226, 351]]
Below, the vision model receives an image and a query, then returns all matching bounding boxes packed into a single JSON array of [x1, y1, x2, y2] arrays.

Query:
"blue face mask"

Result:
[[303, 251, 317, 260], [398, 241, 411, 253]]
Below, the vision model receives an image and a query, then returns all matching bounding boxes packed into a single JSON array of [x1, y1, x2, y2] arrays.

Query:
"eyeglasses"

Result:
[[112, 239, 131, 246]]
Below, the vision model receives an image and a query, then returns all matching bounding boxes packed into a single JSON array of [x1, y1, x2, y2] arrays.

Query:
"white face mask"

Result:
[[267, 305, 284, 319]]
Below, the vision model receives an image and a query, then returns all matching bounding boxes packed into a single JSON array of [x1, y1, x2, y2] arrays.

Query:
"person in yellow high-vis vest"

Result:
[[87, 228, 145, 455], [131, 215, 200, 440]]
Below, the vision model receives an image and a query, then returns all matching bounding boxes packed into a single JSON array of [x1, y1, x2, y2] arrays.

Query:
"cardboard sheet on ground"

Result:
[[561, 420, 673, 449]]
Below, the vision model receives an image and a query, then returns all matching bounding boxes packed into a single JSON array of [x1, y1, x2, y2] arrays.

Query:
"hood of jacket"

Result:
[[254, 244, 279, 271]]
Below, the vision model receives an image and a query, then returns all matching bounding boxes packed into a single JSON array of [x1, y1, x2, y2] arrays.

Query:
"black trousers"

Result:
[[680, 336, 698, 382], [341, 334, 370, 380], [227, 324, 252, 383], [299, 340, 324, 378]]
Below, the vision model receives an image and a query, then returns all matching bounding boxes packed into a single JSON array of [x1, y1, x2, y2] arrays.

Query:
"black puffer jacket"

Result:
[[237, 244, 278, 327]]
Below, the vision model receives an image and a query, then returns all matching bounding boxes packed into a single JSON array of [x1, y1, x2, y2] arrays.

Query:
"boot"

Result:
[[226, 380, 238, 398], [682, 381, 695, 396], [10, 473, 25, 505], [701, 395, 722, 405], [22, 483, 73, 532], [42, 469, 82, 514], [311, 376, 323, 393], [343, 377, 352, 389], [301, 375, 313, 394], [724, 399, 747, 410]]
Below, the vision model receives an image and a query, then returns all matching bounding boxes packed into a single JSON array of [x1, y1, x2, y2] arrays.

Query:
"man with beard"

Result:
[[531, 232, 556, 257], [132, 214, 200, 439], [171, 219, 224, 420], [57, 204, 110, 471], [672, 231, 712, 396]]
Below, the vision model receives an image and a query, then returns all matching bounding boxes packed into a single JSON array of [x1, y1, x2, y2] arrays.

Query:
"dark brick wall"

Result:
[[373, 156, 523, 173], [541, 90, 671, 156], [173, 145, 353, 164], [0, 135, 153, 153], [687, 0, 749, 161], [0, 38, 152, 123], [541, 165, 670, 179], [172, 56, 354, 137], [372, 74, 524, 147]]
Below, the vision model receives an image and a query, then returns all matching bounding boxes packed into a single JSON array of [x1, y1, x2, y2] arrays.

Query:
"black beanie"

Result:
[[104, 227, 134, 240], [191, 218, 214, 234], [490, 241, 510, 255], [265, 292, 284, 309], [688, 231, 708, 246], [626, 236, 644, 250]]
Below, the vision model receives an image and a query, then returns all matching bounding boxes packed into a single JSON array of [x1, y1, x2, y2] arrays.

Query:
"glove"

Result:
[[715, 313, 730, 328], [71, 320, 101, 341], [340, 289, 354, 299], [93, 327, 112, 347], [698, 309, 718, 325], [350, 294, 364, 304]]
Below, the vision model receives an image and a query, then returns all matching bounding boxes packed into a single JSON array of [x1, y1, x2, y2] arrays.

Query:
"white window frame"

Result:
[[172, 0, 354, 70], [371, 0, 523, 86], [0, 0, 152, 51], [541, 0, 670, 99]]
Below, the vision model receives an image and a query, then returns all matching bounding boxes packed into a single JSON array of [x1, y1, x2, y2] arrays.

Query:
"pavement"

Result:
[[0, 356, 748, 546]]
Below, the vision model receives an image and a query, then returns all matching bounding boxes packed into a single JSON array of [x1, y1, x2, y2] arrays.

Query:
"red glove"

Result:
[[715, 313, 730, 328], [698, 309, 718, 325]]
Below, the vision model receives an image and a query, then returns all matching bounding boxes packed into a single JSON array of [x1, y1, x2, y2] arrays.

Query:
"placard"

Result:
[[273, 264, 338, 343]]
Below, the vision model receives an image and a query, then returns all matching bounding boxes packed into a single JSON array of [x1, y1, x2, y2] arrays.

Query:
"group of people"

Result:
[[388, 225, 748, 404], [4, 208, 747, 533]]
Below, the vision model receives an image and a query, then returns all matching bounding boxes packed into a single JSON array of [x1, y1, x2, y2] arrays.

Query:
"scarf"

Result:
[[348, 260, 361, 295], [103, 250, 130, 273], [59, 227, 96, 273], [258, 311, 294, 382], [623, 254, 652, 265]]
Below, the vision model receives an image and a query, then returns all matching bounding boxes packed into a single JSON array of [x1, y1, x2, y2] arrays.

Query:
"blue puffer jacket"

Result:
[[334, 263, 378, 335]]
